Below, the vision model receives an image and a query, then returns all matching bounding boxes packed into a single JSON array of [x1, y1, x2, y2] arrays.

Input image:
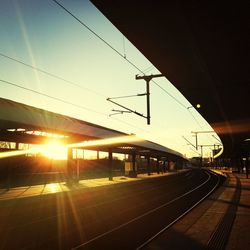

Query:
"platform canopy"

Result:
[[91, 0, 250, 158], [0, 97, 184, 160]]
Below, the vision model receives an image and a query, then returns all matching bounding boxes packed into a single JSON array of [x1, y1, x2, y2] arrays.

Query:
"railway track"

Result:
[[0, 169, 223, 250], [70, 169, 221, 250]]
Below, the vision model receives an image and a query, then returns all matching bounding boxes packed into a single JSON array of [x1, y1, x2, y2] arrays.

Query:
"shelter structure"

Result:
[[0, 97, 185, 184], [91, 0, 250, 163]]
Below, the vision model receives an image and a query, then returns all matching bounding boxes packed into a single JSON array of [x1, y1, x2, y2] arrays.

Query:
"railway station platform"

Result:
[[0, 171, 182, 201], [145, 170, 250, 250], [0, 169, 249, 250]]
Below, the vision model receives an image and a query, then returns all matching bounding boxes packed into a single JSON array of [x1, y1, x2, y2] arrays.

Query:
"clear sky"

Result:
[[0, 0, 220, 158]]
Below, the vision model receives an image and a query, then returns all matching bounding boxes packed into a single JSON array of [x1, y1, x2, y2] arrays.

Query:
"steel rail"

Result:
[[2, 171, 192, 231], [3, 171, 197, 249], [71, 170, 219, 250], [136, 170, 220, 249]]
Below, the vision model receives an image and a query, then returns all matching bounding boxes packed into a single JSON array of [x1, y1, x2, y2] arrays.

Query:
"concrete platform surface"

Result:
[[145, 170, 250, 250], [0, 171, 181, 201], [1, 169, 249, 250]]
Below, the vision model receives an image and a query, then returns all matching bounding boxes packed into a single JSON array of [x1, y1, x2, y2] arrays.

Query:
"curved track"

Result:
[[0, 169, 222, 250]]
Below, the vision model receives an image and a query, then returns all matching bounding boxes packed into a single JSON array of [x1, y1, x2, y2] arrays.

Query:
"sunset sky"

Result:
[[0, 0, 220, 158]]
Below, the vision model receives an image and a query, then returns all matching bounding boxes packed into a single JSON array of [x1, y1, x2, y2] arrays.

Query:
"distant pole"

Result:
[[200, 145, 203, 167], [191, 130, 217, 150], [246, 156, 249, 179], [195, 133, 198, 150]]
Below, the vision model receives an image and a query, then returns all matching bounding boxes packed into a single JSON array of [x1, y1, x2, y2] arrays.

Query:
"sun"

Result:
[[41, 139, 67, 160]]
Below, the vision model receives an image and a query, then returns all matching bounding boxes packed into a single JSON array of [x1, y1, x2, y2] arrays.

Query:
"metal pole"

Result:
[[146, 79, 150, 125], [195, 133, 198, 150], [108, 149, 113, 181], [67, 147, 73, 185], [76, 159, 80, 182], [147, 154, 151, 175], [132, 151, 136, 173], [135, 74, 164, 125], [200, 145, 203, 167], [246, 156, 249, 179]]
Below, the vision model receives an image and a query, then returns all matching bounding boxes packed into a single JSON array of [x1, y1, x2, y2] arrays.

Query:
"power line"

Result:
[[142, 65, 154, 73], [122, 35, 126, 58], [52, 0, 206, 135], [187, 108, 203, 128], [187, 107, 217, 144], [111, 116, 152, 134], [0, 78, 153, 135], [0, 31, 153, 137], [1, 1, 156, 137], [0, 49, 190, 132], [51, 0, 189, 110], [52, 0, 141, 71], [151, 80, 187, 109], [1, 1, 207, 150], [108, 93, 146, 100], [0, 52, 105, 98], [0, 78, 107, 116]]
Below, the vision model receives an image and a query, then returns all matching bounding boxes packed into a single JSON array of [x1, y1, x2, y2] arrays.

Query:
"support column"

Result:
[[200, 145, 203, 168], [246, 156, 249, 179], [156, 157, 160, 174], [240, 157, 244, 173], [76, 158, 80, 182], [108, 149, 113, 181], [163, 160, 167, 173], [67, 147, 74, 185], [147, 154, 151, 175], [130, 151, 137, 177]]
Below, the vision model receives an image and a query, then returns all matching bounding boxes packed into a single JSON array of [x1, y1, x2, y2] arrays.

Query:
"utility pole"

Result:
[[200, 145, 203, 167], [191, 131, 216, 150], [198, 144, 222, 167], [183, 130, 222, 168], [135, 74, 164, 125]]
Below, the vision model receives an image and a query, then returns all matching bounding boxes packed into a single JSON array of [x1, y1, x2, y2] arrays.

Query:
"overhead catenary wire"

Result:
[[189, 147, 201, 156], [143, 65, 155, 74], [0, 3, 156, 140], [47, 1, 184, 149], [0, 79, 152, 135], [0, 52, 187, 133], [51, 0, 188, 110], [122, 35, 126, 58], [151, 80, 187, 109], [187, 108, 203, 128], [108, 93, 146, 100], [51, 0, 219, 152], [0, 52, 106, 98], [186, 106, 217, 145], [0, 79, 107, 116], [0, 54, 153, 136], [52, 0, 142, 73], [0, 1, 216, 154]]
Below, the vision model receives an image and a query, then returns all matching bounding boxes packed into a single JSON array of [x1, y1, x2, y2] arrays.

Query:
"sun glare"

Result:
[[40, 140, 67, 160], [69, 135, 142, 149], [0, 135, 141, 160]]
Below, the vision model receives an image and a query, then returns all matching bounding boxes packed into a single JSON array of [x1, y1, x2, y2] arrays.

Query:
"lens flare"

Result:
[[0, 135, 142, 159], [68, 135, 142, 149], [39, 139, 67, 160]]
